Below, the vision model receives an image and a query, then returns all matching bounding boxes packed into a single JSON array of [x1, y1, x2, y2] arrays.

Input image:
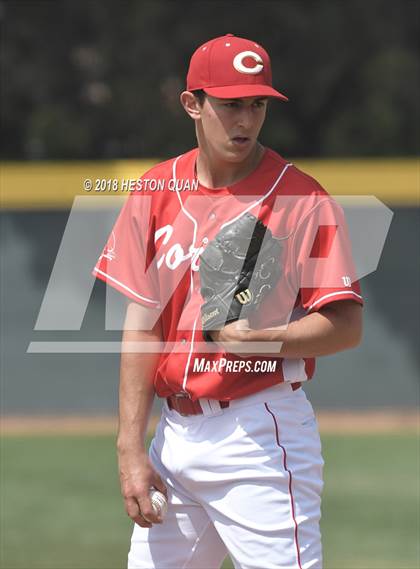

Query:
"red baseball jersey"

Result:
[[94, 148, 363, 400]]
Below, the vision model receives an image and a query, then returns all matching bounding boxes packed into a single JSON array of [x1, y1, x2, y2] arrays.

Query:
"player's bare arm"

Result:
[[118, 302, 167, 529], [211, 299, 362, 357]]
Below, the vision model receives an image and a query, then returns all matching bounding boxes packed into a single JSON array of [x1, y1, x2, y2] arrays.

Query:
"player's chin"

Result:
[[224, 141, 255, 161]]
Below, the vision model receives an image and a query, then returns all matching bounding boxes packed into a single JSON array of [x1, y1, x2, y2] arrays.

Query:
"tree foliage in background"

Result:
[[1, 0, 419, 159]]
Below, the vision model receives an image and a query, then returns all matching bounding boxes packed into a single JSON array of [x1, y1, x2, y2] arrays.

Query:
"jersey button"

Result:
[[180, 338, 187, 345], [209, 212, 216, 220]]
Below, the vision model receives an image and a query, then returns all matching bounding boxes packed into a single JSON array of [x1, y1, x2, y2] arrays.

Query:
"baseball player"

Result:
[[94, 34, 363, 569]]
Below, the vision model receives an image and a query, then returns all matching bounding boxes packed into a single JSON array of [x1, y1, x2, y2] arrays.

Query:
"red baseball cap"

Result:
[[186, 34, 288, 101]]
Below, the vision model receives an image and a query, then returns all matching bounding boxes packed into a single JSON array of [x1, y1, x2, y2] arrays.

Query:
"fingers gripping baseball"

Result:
[[119, 454, 167, 527]]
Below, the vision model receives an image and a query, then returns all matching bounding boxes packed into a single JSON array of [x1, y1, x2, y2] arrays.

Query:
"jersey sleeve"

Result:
[[292, 196, 363, 313], [93, 194, 160, 309]]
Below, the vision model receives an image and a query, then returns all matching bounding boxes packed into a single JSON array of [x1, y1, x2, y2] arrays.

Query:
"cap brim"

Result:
[[203, 84, 288, 101]]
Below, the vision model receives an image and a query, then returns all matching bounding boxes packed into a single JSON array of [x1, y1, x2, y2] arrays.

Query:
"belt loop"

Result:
[[199, 399, 224, 417]]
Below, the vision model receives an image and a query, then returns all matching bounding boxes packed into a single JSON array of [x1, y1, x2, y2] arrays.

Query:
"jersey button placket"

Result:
[[195, 234, 208, 292]]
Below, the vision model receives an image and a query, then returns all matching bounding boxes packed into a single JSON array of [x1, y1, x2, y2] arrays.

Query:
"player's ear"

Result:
[[180, 91, 202, 121]]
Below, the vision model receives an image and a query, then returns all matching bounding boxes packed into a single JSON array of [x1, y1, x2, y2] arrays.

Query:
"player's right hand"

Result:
[[118, 450, 167, 528]]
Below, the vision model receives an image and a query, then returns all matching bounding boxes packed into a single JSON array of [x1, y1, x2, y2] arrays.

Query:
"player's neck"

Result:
[[195, 142, 265, 189]]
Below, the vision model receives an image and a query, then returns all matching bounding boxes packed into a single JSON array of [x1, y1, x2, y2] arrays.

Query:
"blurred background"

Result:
[[1, 1, 419, 568]]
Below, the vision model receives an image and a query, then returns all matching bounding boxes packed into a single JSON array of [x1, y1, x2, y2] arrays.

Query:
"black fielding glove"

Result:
[[199, 213, 282, 342]]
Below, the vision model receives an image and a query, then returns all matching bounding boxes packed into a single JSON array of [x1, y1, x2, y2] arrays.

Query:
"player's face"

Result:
[[198, 95, 268, 163]]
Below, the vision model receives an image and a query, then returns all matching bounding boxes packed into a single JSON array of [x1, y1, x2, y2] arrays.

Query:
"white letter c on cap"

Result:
[[233, 51, 264, 75]]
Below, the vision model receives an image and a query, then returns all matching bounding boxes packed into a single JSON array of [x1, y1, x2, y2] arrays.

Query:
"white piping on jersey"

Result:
[[307, 290, 363, 312], [220, 162, 292, 229], [294, 197, 332, 234], [93, 267, 160, 306], [172, 154, 199, 396], [172, 154, 292, 396], [172, 155, 198, 298], [182, 313, 200, 392]]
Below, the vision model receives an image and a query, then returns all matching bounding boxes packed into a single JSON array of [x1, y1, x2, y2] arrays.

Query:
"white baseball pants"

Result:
[[128, 383, 324, 569]]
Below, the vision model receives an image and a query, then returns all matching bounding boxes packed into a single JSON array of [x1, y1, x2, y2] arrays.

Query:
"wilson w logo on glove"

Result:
[[235, 289, 252, 305]]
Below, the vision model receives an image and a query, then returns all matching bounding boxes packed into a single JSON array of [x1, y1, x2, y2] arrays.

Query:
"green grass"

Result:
[[321, 434, 419, 569], [1, 434, 418, 569]]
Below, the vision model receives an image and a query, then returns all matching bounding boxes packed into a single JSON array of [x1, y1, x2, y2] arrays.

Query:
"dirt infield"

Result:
[[1, 410, 418, 436]]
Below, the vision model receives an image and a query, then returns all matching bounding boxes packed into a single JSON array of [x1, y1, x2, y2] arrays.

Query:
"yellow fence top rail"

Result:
[[1, 158, 419, 209]]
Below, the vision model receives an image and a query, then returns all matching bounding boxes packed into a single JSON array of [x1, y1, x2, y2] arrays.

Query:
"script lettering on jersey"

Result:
[[154, 224, 205, 272]]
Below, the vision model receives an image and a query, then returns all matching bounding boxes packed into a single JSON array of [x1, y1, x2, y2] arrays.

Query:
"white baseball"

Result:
[[146, 489, 168, 521]]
